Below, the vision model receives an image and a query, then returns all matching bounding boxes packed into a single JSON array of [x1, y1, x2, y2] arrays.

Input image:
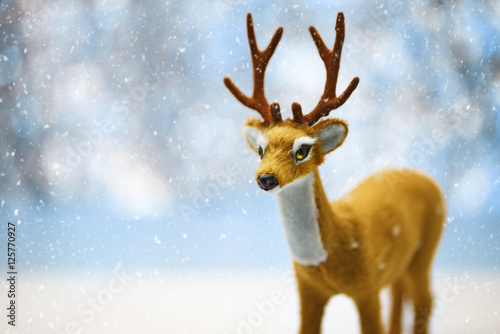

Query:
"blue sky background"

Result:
[[0, 0, 499, 276]]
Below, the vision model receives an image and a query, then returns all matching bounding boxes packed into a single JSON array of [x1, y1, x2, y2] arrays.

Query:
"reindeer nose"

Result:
[[257, 174, 279, 191]]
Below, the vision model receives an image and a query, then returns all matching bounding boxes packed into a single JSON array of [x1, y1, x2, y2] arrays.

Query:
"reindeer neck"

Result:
[[276, 168, 335, 266], [310, 168, 356, 256], [311, 168, 339, 234]]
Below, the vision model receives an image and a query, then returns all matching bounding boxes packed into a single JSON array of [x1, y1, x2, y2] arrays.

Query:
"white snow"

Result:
[[7, 271, 499, 333]]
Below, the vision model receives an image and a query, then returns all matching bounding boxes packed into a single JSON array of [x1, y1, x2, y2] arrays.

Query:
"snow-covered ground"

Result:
[[3, 270, 499, 333]]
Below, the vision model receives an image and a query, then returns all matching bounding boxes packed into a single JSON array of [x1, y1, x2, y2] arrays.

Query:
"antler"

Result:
[[293, 12, 360, 126], [223, 13, 283, 125]]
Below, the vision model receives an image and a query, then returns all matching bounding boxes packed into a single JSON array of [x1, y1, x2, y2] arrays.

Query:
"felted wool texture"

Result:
[[292, 168, 445, 334], [242, 117, 265, 153], [229, 9, 445, 334], [242, 118, 446, 334], [243, 120, 326, 189], [292, 136, 317, 164], [312, 118, 349, 155], [276, 172, 327, 266], [242, 124, 262, 152]]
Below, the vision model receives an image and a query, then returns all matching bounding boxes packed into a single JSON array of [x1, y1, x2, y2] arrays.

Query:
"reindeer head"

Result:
[[224, 12, 359, 194]]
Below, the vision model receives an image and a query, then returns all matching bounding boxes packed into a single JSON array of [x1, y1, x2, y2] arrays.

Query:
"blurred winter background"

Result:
[[0, 0, 499, 333]]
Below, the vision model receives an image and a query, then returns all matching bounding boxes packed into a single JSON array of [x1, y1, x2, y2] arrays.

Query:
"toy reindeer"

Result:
[[224, 12, 446, 334]]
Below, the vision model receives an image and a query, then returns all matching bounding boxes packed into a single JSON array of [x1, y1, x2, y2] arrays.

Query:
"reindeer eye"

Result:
[[258, 146, 264, 159], [295, 144, 312, 162]]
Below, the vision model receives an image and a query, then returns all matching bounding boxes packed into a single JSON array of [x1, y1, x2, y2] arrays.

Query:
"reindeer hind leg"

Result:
[[389, 279, 405, 334], [407, 232, 442, 334], [408, 192, 445, 334], [408, 270, 432, 334]]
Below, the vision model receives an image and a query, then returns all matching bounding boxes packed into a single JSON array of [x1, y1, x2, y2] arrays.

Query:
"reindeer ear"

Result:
[[313, 119, 348, 155], [242, 117, 265, 153]]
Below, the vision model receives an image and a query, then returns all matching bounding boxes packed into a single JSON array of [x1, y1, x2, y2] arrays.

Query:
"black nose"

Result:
[[257, 174, 279, 191]]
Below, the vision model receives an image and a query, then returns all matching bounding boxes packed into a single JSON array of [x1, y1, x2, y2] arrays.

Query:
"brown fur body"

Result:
[[246, 120, 446, 334], [294, 168, 445, 334]]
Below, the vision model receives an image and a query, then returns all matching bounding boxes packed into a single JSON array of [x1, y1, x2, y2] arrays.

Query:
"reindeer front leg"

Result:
[[354, 292, 384, 334], [296, 277, 330, 334]]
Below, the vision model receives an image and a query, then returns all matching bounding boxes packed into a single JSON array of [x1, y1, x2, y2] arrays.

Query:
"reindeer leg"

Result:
[[408, 270, 433, 334], [407, 214, 443, 334], [298, 294, 328, 334], [354, 292, 384, 334], [296, 278, 329, 334], [389, 279, 405, 334]]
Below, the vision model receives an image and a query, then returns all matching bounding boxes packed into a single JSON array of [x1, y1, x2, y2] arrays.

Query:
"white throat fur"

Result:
[[275, 173, 328, 266]]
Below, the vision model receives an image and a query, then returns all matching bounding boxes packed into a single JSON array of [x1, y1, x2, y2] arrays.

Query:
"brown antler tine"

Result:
[[329, 12, 345, 97], [331, 76, 360, 108], [248, 13, 283, 119], [303, 12, 360, 127], [223, 77, 259, 111], [223, 13, 284, 125], [270, 103, 282, 123], [291, 103, 305, 124]]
